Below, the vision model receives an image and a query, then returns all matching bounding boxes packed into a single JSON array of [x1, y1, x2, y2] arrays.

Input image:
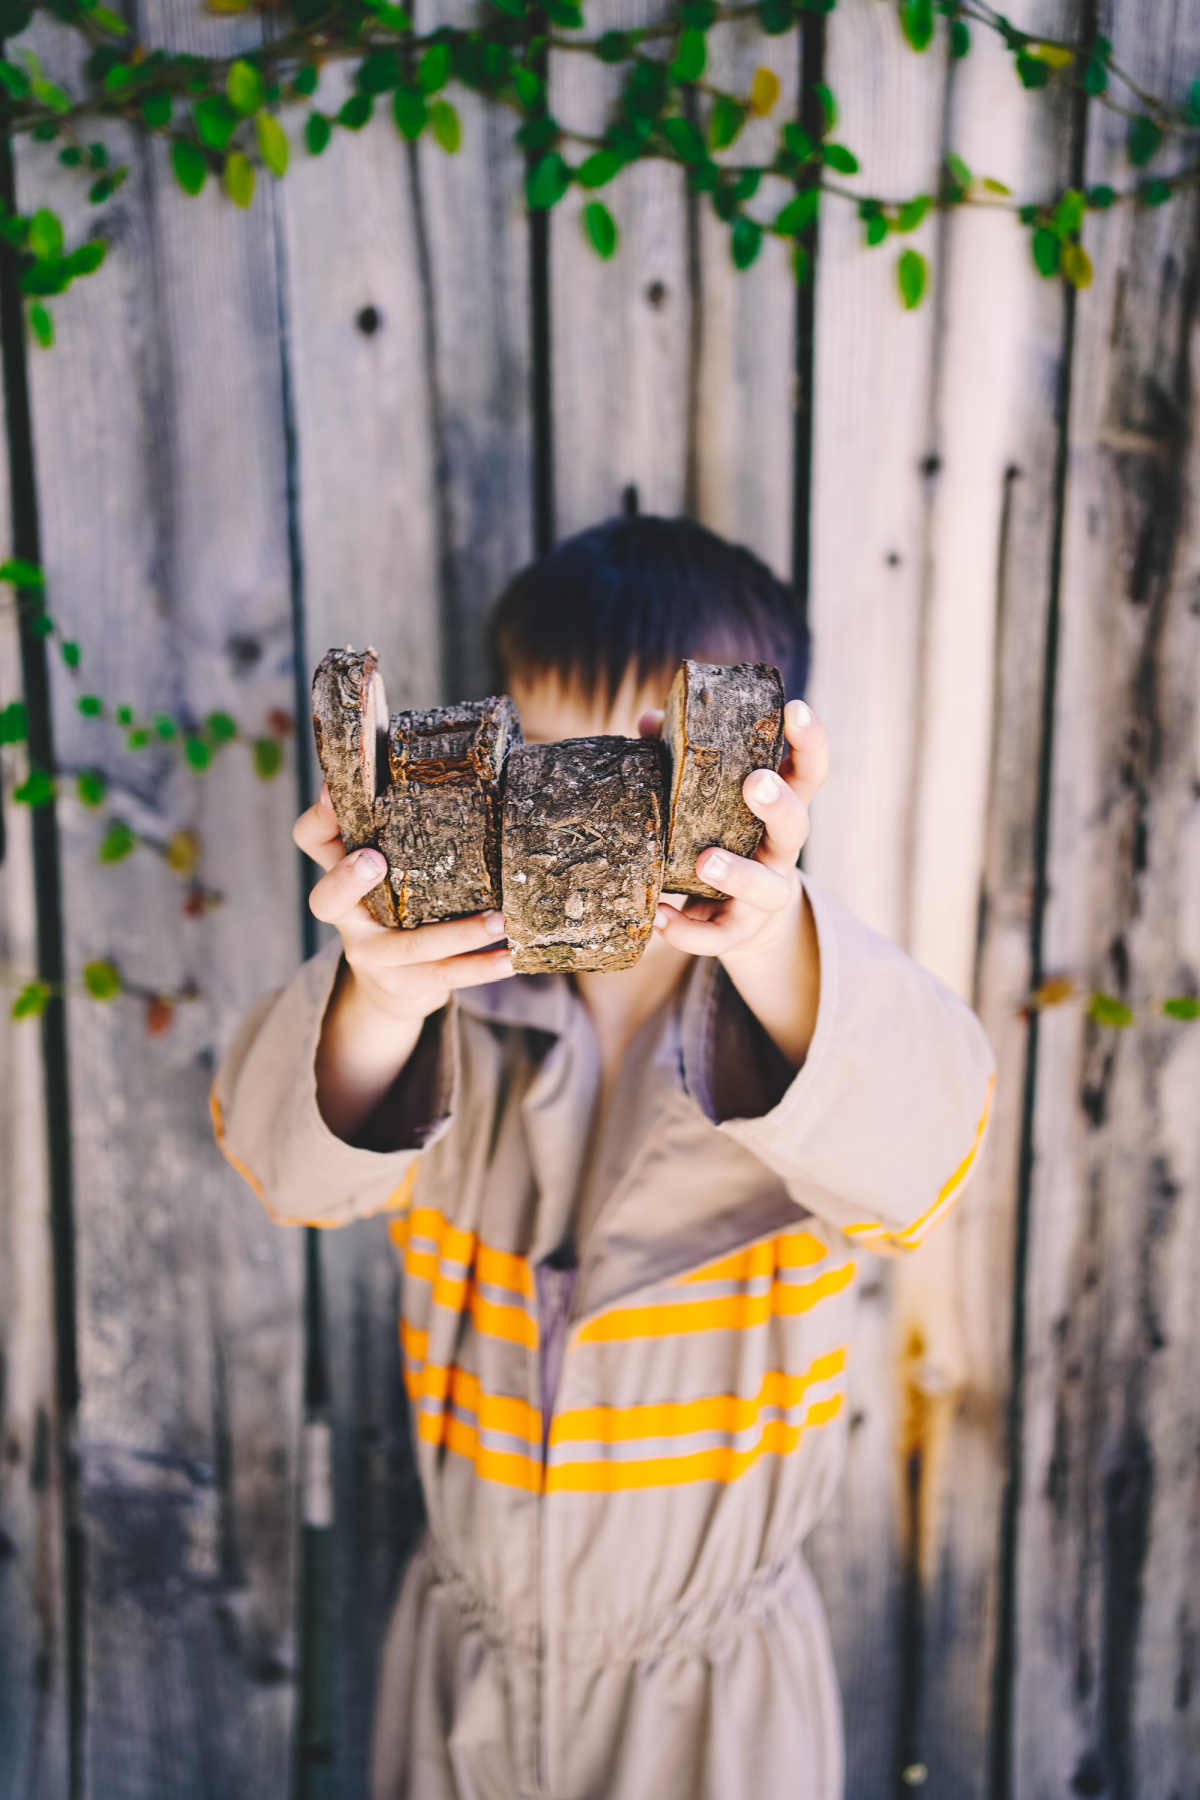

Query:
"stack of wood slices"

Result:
[[312, 649, 785, 974]]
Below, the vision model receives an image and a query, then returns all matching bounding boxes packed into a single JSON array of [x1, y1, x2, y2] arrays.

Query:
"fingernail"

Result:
[[483, 911, 506, 934], [654, 908, 669, 930], [703, 849, 728, 878], [496, 953, 514, 975], [785, 699, 813, 732], [748, 770, 782, 804], [319, 782, 334, 808], [353, 848, 386, 878]]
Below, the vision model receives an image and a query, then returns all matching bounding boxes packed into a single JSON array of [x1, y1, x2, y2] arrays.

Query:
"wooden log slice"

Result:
[[502, 737, 666, 974], [311, 647, 396, 925], [662, 660, 785, 899], [380, 697, 521, 928]]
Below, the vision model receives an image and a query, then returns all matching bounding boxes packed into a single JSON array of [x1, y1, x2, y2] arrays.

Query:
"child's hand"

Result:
[[642, 699, 828, 1066], [293, 786, 513, 1137]]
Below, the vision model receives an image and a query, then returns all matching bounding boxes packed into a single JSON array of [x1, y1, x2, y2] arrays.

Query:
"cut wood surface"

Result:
[[311, 649, 394, 924], [662, 659, 784, 896]]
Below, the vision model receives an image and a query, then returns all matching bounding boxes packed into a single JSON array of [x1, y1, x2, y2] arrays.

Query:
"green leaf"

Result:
[[671, 26, 707, 84], [60, 638, 80, 667], [306, 112, 333, 156], [76, 767, 107, 806], [578, 148, 622, 189], [0, 62, 30, 99], [28, 610, 54, 637], [339, 92, 374, 130], [526, 151, 571, 210], [1051, 187, 1085, 237], [196, 95, 239, 151], [513, 66, 543, 106], [595, 30, 631, 63], [256, 112, 289, 176], [0, 698, 27, 742], [733, 168, 760, 203], [253, 735, 283, 779], [1141, 177, 1172, 207], [152, 712, 176, 739], [773, 187, 818, 235], [899, 0, 934, 53], [393, 87, 427, 139], [21, 261, 71, 299], [1083, 54, 1107, 96], [1060, 242, 1092, 289], [91, 5, 128, 33], [31, 78, 71, 114], [60, 147, 84, 167], [83, 957, 122, 997], [14, 767, 54, 807], [1032, 225, 1060, 276], [582, 198, 617, 258], [897, 246, 926, 308], [782, 122, 813, 164], [709, 94, 745, 150], [662, 115, 708, 164], [792, 240, 811, 284], [1, 561, 45, 591], [813, 82, 837, 135], [1087, 991, 1133, 1028], [294, 64, 319, 98], [126, 726, 150, 749], [69, 241, 106, 278], [12, 982, 49, 1020], [544, 0, 583, 22], [823, 143, 859, 175], [429, 98, 460, 153], [945, 151, 972, 190], [731, 214, 762, 269], [183, 734, 211, 771], [223, 151, 255, 208], [1128, 114, 1163, 167], [206, 710, 237, 743], [949, 18, 969, 57], [77, 694, 103, 718], [895, 194, 931, 232], [1163, 995, 1200, 1020], [88, 167, 128, 205], [864, 212, 887, 246], [171, 140, 207, 195], [227, 58, 264, 116], [1015, 52, 1050, 89], [115, 704, 133, 727], [27, 302, 53, 349], [419, 42, 451, 94], [1189, 79, 1200, 127], [1088, 184, 1115, 210], [28, 208, 62, 261], [142, 93, 172, 127], [356, 50, 401, 94]]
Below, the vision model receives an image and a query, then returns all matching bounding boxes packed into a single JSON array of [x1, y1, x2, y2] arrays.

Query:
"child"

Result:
[[214, 516, 995, 1800]]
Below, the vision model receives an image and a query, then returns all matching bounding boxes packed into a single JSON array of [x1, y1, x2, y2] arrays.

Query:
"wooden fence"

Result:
[[1, 0, 1197, 1794]]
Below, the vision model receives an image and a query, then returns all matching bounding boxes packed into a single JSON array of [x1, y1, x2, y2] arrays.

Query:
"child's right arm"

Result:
[[295, 784, 512, 1138], [210, 785, 512, 1226]]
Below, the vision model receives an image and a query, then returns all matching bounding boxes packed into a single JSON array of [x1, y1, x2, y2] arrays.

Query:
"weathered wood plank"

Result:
[[0, 438, 68, 1798], [551, 0, 692, 534], [692, 17, 797, 577], [14, 6, 307, 1792], [1014, 1, 1200, 1790], [798, 7, 947, 1792], [897, 9, 1082, 1794]]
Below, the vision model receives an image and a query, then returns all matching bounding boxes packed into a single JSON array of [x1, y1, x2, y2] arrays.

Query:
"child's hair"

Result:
[[488, 515, 808, 707]]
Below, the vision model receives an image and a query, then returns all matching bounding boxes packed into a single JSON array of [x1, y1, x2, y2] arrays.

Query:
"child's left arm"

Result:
[[649, 697, 827, 1067]]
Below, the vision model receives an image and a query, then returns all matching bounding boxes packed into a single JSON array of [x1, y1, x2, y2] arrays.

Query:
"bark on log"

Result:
[[311, 647, 396, 925], [380, 697, 521, 927], [662, 660, 785, 898], [502, 737, 666, 973]]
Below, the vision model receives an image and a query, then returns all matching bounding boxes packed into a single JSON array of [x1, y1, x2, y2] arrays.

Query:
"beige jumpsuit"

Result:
[[213, 875, 996, 1800]]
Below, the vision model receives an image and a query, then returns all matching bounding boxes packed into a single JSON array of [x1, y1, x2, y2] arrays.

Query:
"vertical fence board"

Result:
[[693, 18, 797, 577], [15, 7, 306, 1792], [551, 0, 691, 534], [1015, 3, 1200, 1791], [0, 438, 67, 1799], [798, 7, 946, 1790], [898, 11, 1081, 1793]]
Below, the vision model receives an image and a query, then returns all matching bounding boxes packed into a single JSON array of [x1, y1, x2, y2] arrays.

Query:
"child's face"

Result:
[[509, 668, 670, 745]]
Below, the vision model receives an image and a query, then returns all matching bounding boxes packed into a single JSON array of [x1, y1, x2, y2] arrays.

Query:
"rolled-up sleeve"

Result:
[[692, 876, 996, 1253], [211, 941, 453, 1228]]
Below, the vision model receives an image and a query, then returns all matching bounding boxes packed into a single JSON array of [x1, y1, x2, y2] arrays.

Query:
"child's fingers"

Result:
[[652, 905, 742, 958], [309, 847, 390, 928], [433, 945, 516, 991], [694, 847, 793, 913], [359, 911, 508, 969], [780, 701, 830, 807], [637, 709, 665, 740], [294, 784, 347, 872], [741, 768, 810, 875]]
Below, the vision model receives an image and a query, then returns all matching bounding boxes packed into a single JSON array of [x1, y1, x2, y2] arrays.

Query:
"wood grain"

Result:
[[15, 5, 306, 1792], [0, 441, 68, 1800], [1013, 2, 1200, 1791]]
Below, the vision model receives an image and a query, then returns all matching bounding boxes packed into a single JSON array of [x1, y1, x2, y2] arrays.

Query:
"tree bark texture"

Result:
[[662, 660, 785, 898], [501, 737, 667, 973]]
